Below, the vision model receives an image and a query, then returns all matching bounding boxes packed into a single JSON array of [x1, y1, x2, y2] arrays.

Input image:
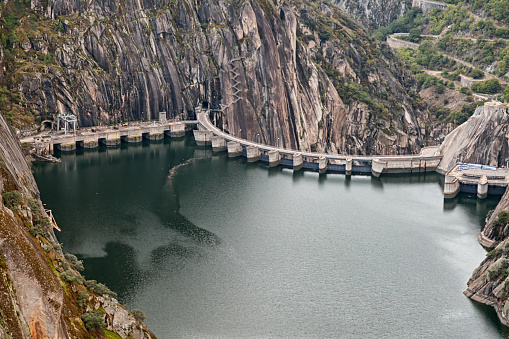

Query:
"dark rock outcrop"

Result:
[[13, 0, 429, 155]]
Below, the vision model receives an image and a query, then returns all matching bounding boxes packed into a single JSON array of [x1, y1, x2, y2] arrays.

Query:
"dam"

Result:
[[24, 108, 509, 199], [194, 110, 442, 177]]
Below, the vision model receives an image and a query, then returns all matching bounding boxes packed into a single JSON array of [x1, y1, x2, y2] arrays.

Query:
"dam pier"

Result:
[[28, 119, 193, 154], [23, 109, 508, 199], [194, 110, 442, 177]]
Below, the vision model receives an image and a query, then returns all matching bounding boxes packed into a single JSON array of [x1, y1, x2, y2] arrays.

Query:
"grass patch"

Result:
[[103, 330, 123, 339]]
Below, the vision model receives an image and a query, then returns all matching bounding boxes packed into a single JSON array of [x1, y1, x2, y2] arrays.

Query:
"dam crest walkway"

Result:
[[195, 110, 442, 177]]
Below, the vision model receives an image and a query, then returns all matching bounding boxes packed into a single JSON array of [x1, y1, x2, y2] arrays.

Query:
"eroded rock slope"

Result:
[[9, 0, 429, 155], [0, 112, 154, 338]]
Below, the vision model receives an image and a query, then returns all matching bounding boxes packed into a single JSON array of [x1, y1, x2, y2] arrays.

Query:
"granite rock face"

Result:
[[17, 0, 429, 155], [332, 0, 410, 31], [446, 102, 509, 326], [465, 227, 509, 328], [438, 102, 509, 173], [0, 107, 154, 337]]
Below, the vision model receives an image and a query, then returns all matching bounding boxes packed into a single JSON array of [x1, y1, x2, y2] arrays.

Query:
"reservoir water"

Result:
[[33, 135, 509, 338]]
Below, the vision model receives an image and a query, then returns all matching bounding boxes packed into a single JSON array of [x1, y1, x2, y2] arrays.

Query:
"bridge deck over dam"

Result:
[[195, 111, 442, 177]]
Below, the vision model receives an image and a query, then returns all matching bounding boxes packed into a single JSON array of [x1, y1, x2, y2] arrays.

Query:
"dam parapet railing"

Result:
[[194, 109, 508, 199], [23, 108, 508, 199], [194, 110, 442, 178]]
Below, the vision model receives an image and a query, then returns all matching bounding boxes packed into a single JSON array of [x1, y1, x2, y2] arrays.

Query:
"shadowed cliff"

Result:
[[6, 0, 430, 155]]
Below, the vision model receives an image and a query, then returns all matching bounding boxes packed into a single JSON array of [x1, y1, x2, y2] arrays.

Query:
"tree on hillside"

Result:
[[409, 28, 422, 42], [470, 68, 484, 79]]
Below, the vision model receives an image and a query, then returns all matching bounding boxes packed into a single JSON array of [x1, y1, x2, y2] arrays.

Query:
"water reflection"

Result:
[[33, 135, 507, 338]]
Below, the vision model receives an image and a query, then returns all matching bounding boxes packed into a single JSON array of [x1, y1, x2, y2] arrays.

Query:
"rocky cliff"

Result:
[[6, 0, 429, 155], [0, 111, 154, 338], [437, 102, 509, 174], [332, 0, 410, 31], [440, 102, 509, 326], [465, 190, 509, 328]]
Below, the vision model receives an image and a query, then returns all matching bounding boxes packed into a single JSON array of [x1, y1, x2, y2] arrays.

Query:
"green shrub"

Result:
[[2, 191, 21, 210], [27, 197, 41, 215], [29, 224, 46, 237], [131, 309, 146, 323], [29, 216, 50, 237], [85, 279, 97, 289], [470, 68, 484, 79], [77, 291, 90, 307], [85, 280, 117, 298], [60, 260, 70, 271], [60, 269, 78, 283], [80, 311, 106, 331], [487, 248, 501, 259], [409, 28, 421, 42], [471, 79, 501, 94], [65, 253, 84, 271], [94, 283, 117, 298], [435, 83, 445, 94], [460, 87, 472, 95], [493, 211, 509, 229], [50, 241, 62, 251]]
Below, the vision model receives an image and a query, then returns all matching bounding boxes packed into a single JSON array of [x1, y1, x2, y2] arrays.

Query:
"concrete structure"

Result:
[[193, 130, 212, 146], [159, 111, 167, 124], [293, 153, 303, 171], [195, 111, 443, 176], [24, 120, 198, 153], [318, 156, 327, 174], [102, 137, 120, 146], [444, 175, 461, 199], [146, 125, 165, 141], [170, 123, 185, 137], [371, 159, 385, 177], [126, 130, 142, 143], [227, 141, 242, 157], [58, 143, 76, 152], [33, 136, 53, 154], [412, 0, 448, 13], [345, 158, 352, 176], [386, 36, 419, 50], [147, 132, 163, 141], [268, 150, 280, 167], [477, 175, 488, 199], [444, 164, 509, 199], [211, 136, 227, 152], [460, 75, 485, 89], [77, 135, 99, 149], [246, 146, 260, 162]]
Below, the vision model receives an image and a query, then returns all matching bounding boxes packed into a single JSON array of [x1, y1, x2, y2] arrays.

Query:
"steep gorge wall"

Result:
[[439, 102, 509, 326], [332, 0, 410, 31], [465, 189, 509, 328], [0, 111, 155, 337], [12, 0, 429, 155], [438, 102, 509, 173]]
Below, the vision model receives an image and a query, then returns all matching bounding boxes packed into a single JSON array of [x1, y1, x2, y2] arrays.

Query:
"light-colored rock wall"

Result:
[[15, 0, 430, 156], [333, 0, 409, 31], [438, 102, 509, 173]]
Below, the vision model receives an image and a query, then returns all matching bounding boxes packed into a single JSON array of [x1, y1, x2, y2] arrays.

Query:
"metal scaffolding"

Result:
[[56, 113, 77, 135]]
